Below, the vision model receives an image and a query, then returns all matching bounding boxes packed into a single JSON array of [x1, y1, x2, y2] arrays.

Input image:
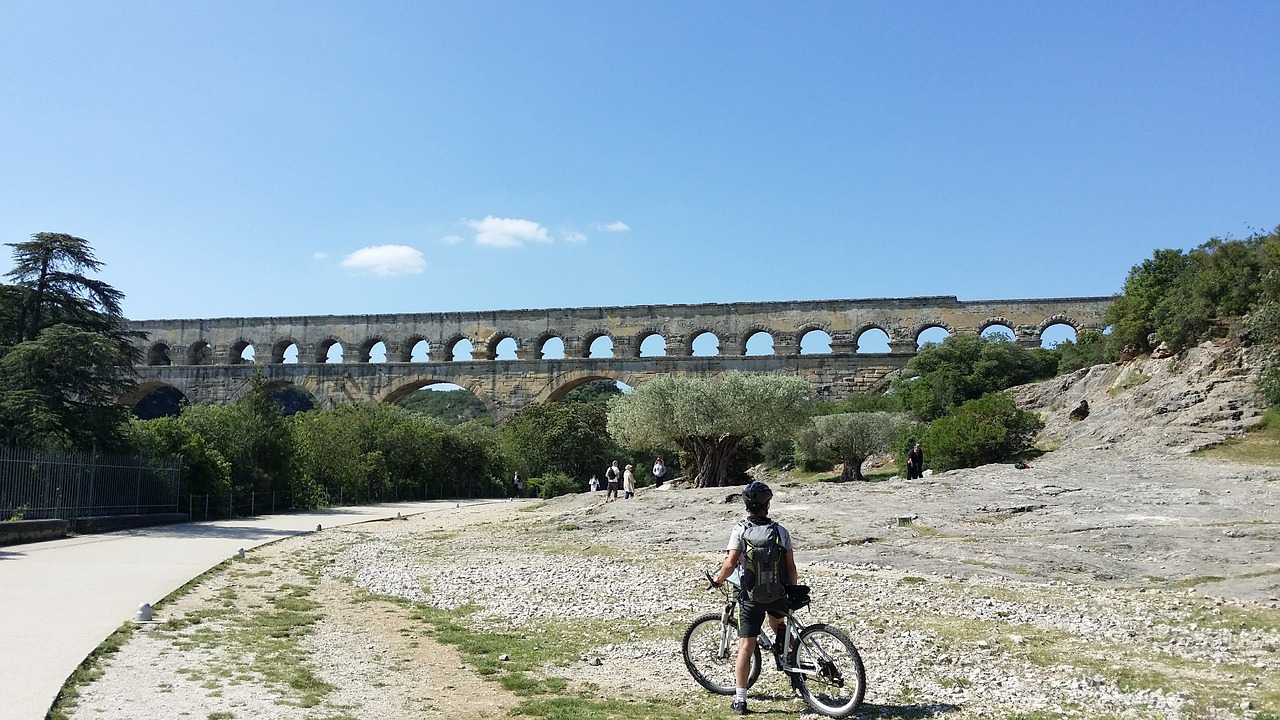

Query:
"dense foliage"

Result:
[[890, 334, 1059, 423], [918, 392, 1044, 472], [560, 379, 624, 405], [1105, 227, 1280, 357], [498, 401, 623, 483], [128, 378, 508, 511], [396, 386, 491, 425]]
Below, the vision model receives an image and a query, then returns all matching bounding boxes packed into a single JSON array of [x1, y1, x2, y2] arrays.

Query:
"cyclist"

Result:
[[710, 480, 799, 714]]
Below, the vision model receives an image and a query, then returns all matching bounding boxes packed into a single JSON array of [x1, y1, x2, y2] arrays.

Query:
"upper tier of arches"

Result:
[[130, 296, 1111, 366]]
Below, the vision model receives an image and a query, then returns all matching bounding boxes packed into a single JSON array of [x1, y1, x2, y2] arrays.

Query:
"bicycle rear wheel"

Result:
[[681, 612, 761, 695], [793, 623, 866, 718]]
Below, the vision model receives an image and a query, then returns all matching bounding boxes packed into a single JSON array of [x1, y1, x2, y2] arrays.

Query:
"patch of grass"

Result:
[[156, 558, 235, 610], [900, 576, 927, 585], [907, 524, 958, 539], [1179, 599, 1280, 634], [401, 599, 674, 708], [46, 622, 135, 720], [555, 523, 580, 532], [1167, 575, 1227, 588], [1195, 421, 1280, 465], [133, 561, 332, 709], [518, 501, 548, 512]]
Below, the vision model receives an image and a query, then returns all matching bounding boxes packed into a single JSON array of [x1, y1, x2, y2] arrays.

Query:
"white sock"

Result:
[[734, 688, 747, 702]]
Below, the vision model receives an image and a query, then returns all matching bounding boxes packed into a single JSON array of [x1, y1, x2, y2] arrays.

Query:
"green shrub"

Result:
[[528, 472, 581, 499], [921, 392, 1044, 471], [1054, 329, 1108, 374], [1260, 358, 1280, 407]]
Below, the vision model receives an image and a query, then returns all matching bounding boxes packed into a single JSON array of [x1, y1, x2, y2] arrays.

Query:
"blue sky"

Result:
[[2, 1, 1277, 331]]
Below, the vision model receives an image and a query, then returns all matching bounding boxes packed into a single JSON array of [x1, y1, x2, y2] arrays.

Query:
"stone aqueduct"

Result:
[[125, 295, 1112, 418]]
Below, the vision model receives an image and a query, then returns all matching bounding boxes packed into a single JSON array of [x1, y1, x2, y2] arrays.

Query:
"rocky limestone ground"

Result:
[[63, 342, 1280, 720]]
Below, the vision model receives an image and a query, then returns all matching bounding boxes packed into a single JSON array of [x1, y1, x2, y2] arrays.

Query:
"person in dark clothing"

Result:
[[906, 442, 924, 480]]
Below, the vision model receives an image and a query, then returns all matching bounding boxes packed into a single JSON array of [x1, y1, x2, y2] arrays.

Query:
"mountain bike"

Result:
[[681, 573, 866, 718]]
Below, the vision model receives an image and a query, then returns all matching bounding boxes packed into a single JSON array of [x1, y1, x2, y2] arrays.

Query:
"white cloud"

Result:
[[313, 251, 330, 260], [468, 216, 552, 247], [339, 245, 426, 276], [441, 234, 463, 245], [564, 230, 587, 243], [596, 220, 630, 233]]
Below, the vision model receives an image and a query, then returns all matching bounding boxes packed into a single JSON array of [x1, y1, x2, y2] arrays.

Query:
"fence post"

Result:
[[250, 491, 255, 517]]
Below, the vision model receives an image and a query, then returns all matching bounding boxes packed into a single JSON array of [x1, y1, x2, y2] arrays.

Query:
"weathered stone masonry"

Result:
[[126, 295, 1112, 418]]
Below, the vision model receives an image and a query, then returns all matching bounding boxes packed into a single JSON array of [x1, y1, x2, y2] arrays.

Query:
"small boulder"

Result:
[[1069, 399, 1090, 421]]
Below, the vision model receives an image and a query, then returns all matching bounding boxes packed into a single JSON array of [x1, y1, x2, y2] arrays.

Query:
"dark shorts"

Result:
[[607, 481, 619, 490], [735, 595, 788, 638]]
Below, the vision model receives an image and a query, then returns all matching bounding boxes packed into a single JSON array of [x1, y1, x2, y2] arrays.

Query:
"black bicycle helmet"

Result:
[[742, 481, 773, 508]]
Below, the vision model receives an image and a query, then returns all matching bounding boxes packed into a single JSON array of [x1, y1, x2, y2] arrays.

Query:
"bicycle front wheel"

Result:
[[793, 623, 866, 718], [681, 612, 761, 695]]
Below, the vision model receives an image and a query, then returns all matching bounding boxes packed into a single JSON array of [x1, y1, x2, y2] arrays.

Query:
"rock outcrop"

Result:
[[1010, 340, 1267, 456]]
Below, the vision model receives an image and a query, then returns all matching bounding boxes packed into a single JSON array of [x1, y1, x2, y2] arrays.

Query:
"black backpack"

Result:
[[740, 520, 787, 603]]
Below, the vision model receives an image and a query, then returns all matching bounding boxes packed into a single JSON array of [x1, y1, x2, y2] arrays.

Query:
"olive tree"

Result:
[[794, 411, 911, 482], [606, 373, 811, 488]]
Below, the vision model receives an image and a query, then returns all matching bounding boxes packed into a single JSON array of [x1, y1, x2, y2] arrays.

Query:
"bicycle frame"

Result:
[[712, 581, 843, 689], [770, 609, 845, 688]]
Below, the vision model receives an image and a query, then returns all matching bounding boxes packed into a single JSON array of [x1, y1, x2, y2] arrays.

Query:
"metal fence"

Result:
[[183, 491, 297, 522], [0, 447, 181, 521]]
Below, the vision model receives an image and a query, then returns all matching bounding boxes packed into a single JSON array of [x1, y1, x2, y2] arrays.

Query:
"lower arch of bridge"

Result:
[[539, 370, 644, 404], [120, 380, 187, 407], [376, 377, 496, 411]]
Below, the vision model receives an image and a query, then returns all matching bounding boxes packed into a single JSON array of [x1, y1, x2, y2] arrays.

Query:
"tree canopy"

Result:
[[0, 233, 140, 450], [498, 401, 620, 481], [891, 334, 1058, 422], [1105, 227, 1280, 357], [607, 373, 811, 487], [794, 411, 911, 482], [919, 392, 1043, 471]]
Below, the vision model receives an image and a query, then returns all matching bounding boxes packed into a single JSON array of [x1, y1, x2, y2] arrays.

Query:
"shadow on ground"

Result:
[[749, 693, 960, 718]]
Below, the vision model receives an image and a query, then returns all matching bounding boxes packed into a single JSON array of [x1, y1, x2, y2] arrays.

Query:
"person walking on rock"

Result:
[[652, 457, 668, 487], [906, 442, 924, 480], [623, 464, 636, 499], [604, 461, 621, 502]]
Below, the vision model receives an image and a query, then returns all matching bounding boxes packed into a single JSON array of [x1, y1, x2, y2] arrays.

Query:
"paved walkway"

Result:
[[0, 500, 500, 720]]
